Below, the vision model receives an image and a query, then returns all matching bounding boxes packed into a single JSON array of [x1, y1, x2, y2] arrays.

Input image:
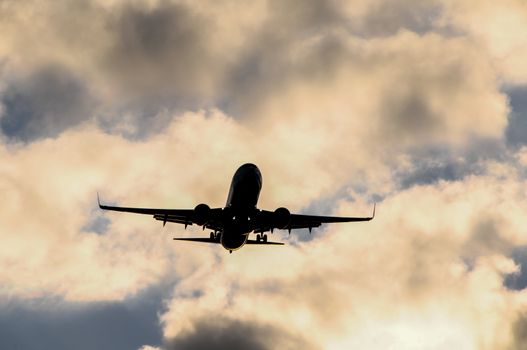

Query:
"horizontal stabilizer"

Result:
[[173, 238, 284, 245], [173, 238, 219, 244]]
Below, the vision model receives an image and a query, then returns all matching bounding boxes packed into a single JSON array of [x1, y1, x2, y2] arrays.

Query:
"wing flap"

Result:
[[153, 214, 192, 226]]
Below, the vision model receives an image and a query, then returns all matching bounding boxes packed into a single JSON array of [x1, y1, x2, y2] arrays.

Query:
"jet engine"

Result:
[[193, 203, 211, 225], [273, 207, 291, 229]]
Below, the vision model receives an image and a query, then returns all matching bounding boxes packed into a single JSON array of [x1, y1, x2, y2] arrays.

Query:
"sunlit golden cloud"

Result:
[[0, 0, 526, 349]]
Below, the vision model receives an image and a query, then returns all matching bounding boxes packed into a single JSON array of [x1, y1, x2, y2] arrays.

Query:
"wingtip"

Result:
[[371, 202, 376, 219], [97, 192, 102, 208]]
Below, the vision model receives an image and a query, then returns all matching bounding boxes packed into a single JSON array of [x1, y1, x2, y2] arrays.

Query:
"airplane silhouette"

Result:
[[99, 163, 375, 253]]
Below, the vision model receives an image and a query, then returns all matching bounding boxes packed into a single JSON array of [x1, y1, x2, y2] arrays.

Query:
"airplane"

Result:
[[98, 163, 375, 253]]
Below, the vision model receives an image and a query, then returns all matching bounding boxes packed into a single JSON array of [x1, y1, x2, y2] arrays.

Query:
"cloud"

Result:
[[341, 0, 443, 37], [0, 125, 176, 301], [0, 281, 169, 350], [163, 318, 312, 350], [511, 314, 527, 350], [440, 0, 527, 84], [6, 91, 527, 350], [505, 247, 527, 291], [0, 0, 514, 142], [506, 87, 527, 147], [0, 109, 378, 301], [229, 28, 508, 151], [0, 1, 527, 349], [99, 1, 223, 106], [156, 162, 527, 349], [0, 65, 95, 141], [0, 0, 240, 139]]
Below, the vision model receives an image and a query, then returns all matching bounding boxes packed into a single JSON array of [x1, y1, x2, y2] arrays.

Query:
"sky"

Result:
[[0, 0, 527, 349]]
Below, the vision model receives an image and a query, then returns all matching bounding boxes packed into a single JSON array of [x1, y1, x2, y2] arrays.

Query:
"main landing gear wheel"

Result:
[[256, 234, 268, 243]]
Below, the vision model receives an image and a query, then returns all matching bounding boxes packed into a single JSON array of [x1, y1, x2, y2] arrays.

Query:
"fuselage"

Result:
[[220, 163, 262, 251]]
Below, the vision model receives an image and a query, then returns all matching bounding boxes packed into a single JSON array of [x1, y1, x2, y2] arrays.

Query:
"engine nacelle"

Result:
[[273, 207, 291, 229], [193, 203, 211, 225]]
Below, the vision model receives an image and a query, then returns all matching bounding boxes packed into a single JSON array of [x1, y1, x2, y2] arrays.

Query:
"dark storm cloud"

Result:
[[0, 65, 95, 141], [163, 317, 312, 350], [0, 0, 496, 143], [398, 160, 466, 188], [88, 0, 225, 138], [101, 1, 216, 107], [0, 0, 223, 141], [0, 302, 159, 350], [504, 247, 527, 290], [506, 86, 527, 147], [394, 137, 510, 190], [101, 0, 356, 119], [0, 281, 172, 350], [394, 149, 476, 190]]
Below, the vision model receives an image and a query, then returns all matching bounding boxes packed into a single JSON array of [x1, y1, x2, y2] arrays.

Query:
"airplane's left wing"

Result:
[[254, 204, 375, 233]]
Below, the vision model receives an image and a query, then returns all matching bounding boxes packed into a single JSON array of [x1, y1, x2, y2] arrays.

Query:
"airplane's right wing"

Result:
[[98, 196, 223, 231]]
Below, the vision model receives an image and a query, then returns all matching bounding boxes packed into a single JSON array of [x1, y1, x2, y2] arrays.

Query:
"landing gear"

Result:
[[210, 231, 219, 241], [256, 234, 268, 243]]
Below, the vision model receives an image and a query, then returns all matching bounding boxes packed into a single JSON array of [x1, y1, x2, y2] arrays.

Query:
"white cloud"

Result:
[[0, 1, 526, 348], [0, 109, 379, 301], [441, 0, 527, 84], [159, 164, 527, 349]]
